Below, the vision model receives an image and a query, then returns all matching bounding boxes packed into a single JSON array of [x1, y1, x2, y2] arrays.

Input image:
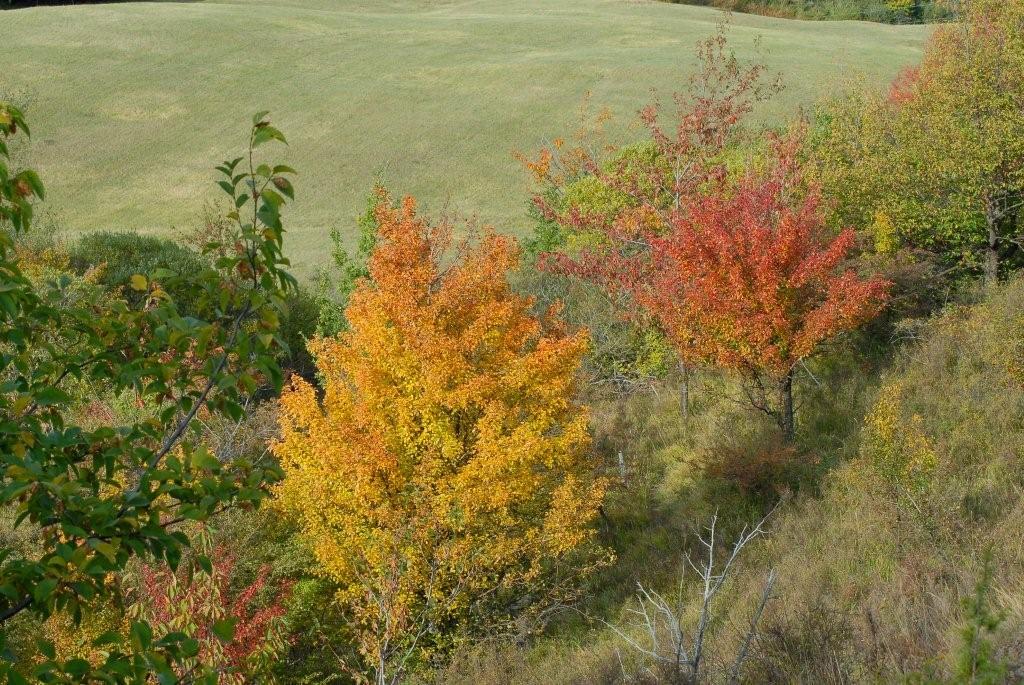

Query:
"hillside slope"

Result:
[[433, 277, 1024, 683], [1, 0, 928, 272]]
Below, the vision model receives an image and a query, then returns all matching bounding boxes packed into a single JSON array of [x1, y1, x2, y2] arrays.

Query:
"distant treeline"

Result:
[[667, 0, 954, 23], [2, 0, 136, 7], [2, 0, 950, 21]]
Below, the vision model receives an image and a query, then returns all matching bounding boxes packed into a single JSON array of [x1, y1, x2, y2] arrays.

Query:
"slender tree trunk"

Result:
[[984, 208, 999, 287], [777, 369, 795, 442], [679, 362, 691, 419]]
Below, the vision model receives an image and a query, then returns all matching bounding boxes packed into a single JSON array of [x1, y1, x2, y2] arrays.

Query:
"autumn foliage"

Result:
[[554, 133, 888, 436], [814, 0, 1024, 283], [641, 134, 887, 427], [136, 547, 292, 684], [273, 195, 605, 681], [522, 31, 889, 437]]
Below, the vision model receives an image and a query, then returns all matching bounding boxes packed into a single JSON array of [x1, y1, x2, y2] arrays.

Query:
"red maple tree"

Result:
[[522, 30, 889, 438]]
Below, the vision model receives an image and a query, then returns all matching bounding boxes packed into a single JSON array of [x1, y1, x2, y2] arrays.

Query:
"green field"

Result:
[[1, 0, 929, 274]]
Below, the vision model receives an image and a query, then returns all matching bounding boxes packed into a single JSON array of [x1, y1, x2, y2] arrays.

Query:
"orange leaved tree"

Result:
[[547, 131, 890, 440], [272, 196, 605, 683], [633, 133, 890, 439]]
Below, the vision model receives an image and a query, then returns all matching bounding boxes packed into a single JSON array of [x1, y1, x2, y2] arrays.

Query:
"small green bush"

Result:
[[69, 231, 206, 313], [280, 286, 319, 378]]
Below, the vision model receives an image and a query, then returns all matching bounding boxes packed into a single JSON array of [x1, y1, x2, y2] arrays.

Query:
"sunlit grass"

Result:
[[1, 0, 928, 275]]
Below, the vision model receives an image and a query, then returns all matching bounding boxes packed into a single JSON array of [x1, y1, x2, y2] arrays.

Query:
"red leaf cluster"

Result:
[[549, 131, 890, 382], [140, 547, 292, 672], [640, 135, 890, 377]]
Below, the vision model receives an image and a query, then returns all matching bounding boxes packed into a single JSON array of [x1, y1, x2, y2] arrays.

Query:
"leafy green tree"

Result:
[[0, 104, 296, 682], [813, 0, 1024, 285]]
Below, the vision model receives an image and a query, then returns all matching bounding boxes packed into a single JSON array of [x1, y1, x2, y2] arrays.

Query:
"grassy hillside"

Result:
[[0, 0, 928, 273], [427, 276, 1024, 683]]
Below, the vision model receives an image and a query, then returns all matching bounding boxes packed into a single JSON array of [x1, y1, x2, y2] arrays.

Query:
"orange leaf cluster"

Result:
[[639, 134, 890, 378], [273, 195, 604, 669]]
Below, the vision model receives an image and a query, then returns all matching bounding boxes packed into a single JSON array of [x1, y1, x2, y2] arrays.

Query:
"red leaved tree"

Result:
[[136, 545, 292, 684], [522, 29, 889, 438], [653, 134, 886, 437], [549, 131, 889, 439], [521, 25, 782, 411]]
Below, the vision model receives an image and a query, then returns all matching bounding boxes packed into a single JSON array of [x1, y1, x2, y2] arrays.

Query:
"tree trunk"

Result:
[[777, 369, 795, 442], [679, 362, 691, 419], [984, 209, 999, 287]]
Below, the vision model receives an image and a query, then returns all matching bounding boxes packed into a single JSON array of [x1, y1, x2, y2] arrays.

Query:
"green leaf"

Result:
[[211, 617, 238, 643], [19, 169, 44, 200], [252, 125, 287, 148], [190, 446, 220, 472], [88, 538, 117, 563], [7, 670, 29, 685], [37, 639, 56, 660], [33, 578, 58, 603], [260, 188, 284, 208], [33, 387, 71, 407], [130, 621, 153, 651], [64, 659, 89, 677], [92, 630, 122, 647]]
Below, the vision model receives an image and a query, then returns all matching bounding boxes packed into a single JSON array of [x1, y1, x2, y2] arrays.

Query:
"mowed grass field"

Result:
[[1, 0, 929, 273]]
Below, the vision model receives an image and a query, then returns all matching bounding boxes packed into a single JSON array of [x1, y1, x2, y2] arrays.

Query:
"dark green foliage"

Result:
[[521, 191, 566, 262], [69, 230, 319, 379], [280, 285, 320, 378], [275, 578, 353, 683], [664, 0, 952, 23], [69, 231, 206, 314], [0, 104, 296, 682]]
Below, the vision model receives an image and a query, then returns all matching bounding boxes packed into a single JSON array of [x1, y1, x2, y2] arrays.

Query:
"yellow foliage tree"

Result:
[[273, 196, 606, 683]]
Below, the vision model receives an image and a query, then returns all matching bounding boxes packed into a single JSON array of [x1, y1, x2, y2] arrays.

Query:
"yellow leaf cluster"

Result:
[[272, 195, 605, 654], [862, 381, 937, 494]]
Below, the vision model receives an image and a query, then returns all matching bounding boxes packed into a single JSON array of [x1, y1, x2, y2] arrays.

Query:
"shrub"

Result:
[[701, 436, 808, 500], [69, 230, 207, 313], [0, 104, 296, 681], [279, 285, 319, 379]]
